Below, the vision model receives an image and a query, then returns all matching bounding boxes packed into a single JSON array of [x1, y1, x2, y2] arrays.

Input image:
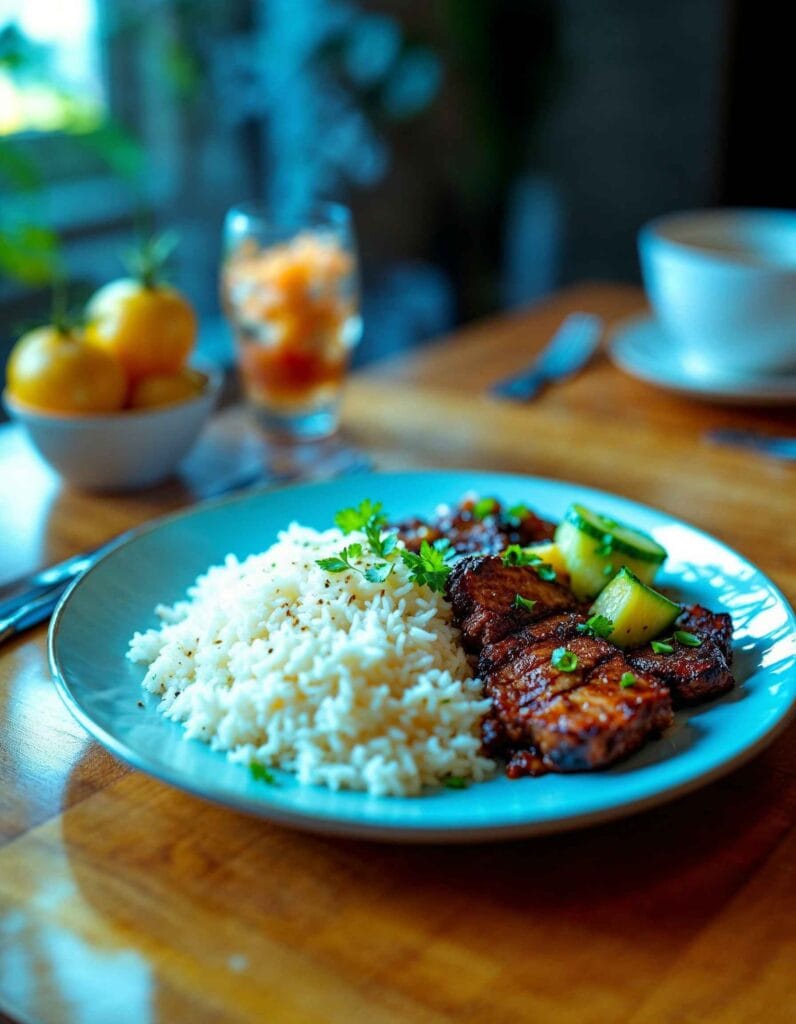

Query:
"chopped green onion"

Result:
[[620, 672, 636, 688], [577, 614, 614, 639], [535, 563, 557, 582], [507, 503, 530, 521], [513, 594, 536, 612], [443, 776, 468, 789], [250, 762, 276, 784], [472, 497, 498, 520], [502, 544, 542, 567], [675, 630, 702, 647], [651, 640, 674, 654], [551, 647, 579, 672]]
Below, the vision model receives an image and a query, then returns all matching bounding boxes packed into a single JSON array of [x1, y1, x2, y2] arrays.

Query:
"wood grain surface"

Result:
[[0, 283, 794, 1024]]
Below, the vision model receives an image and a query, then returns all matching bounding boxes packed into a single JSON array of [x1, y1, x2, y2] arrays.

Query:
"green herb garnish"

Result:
[[316, 542, 364, 574], [501, 544, 542, 567], [321, 500, 399, 581], [334, 499, 386, 534], [400, 539, 455, 593], [506, 503, 529, 523], [442, 775, 468, 789], [472, 497, 499, 521], [551, 647, 579, 672], [513, 594, 536, 612], [577, 613, 614, 639], [620, 672, 636, 688], [674, 630, 702, 647], [501, 545, 555, 581], [364, 563, 393, 583], [651, 640, 674, 654], [250, 762, 276, 784]]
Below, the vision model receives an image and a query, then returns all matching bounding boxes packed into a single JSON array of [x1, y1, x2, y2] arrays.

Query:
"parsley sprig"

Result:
[[400, 539, 456, 593], [319, 499, 461, 594], [334, 499, 386, 534], [319, 500, 400, 583], [316, 542, 394, 584]]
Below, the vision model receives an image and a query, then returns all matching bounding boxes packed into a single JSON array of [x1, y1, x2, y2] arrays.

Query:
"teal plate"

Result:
[[49, 470, 796, 842]]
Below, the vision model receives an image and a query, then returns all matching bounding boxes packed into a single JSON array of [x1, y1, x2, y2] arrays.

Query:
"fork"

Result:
[[491, 313, 603, 400]]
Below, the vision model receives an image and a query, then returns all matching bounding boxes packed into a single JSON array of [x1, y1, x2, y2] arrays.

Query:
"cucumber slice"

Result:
[[590, 567, 680, 648], [554, 504, 667, 600], [526, 541, 569, 578], [564, 504, 667, 563]]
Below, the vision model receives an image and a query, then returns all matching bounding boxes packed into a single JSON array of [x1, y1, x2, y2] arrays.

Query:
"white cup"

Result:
[[638, 209, 796, 377]]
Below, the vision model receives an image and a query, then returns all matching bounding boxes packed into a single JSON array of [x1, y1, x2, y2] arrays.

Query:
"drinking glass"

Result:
[[221, 201, 362, 438]]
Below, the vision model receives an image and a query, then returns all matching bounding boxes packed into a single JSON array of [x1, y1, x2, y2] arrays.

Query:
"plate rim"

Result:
[[48, 468, 796, 842], [609, 312, 796, 405]]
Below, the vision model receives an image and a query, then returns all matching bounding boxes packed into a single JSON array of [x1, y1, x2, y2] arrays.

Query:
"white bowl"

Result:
[[638, 208, 796, 376], [3, 366, 221, 491]]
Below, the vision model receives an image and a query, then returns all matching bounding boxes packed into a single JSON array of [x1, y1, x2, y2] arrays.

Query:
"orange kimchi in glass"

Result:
[[221, 202, 362, 438]]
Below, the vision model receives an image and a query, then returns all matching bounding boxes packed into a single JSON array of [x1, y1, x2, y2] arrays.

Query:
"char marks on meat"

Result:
[[446, 555, 578, 651], [396, 497, 555, 555], [478, 610, 672, 775], [627, 604, 734, 706], [448, 556, 673, 774], [418, 496, 736, 778]]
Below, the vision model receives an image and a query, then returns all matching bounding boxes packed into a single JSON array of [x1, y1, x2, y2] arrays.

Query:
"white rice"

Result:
[[127, 523, 494, 796]]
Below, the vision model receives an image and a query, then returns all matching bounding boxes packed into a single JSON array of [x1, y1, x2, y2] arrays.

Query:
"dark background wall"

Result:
[[0, 0, 791, 373]]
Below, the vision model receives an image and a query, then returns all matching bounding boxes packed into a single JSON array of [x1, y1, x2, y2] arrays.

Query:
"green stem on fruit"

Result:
[[125, 232, 178, 289]]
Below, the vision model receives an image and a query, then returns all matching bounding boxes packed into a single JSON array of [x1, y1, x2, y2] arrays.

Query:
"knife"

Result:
[[491, 313, 603, 400]]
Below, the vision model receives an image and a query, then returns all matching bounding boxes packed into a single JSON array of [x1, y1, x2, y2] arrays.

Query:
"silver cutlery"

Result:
[[491, 313, 603, 400], [706, 428, 796, 460], [0, 453, 373, 645], [0, 584, 67, 646]]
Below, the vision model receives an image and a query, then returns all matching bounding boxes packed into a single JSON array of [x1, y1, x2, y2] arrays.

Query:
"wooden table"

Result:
[[1, 283, 794, 1024]]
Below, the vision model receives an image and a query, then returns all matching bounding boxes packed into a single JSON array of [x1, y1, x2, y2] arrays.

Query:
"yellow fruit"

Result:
[[6, 325, 127, 413], [85, 278, 197, 381], [129, 368, 207, 410]]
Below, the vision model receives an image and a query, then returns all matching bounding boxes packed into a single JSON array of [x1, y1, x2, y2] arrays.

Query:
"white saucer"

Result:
[[609, 314, 796, 406]]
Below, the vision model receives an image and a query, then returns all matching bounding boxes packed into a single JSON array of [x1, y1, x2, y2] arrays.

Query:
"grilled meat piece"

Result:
[[677, 604, 734, 663], [445, 554, 732, 778], [445, 555, 577, 651], [396, 496, 555, 555], [479, 616, 673, 775], [627, 604, 734, 706]]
